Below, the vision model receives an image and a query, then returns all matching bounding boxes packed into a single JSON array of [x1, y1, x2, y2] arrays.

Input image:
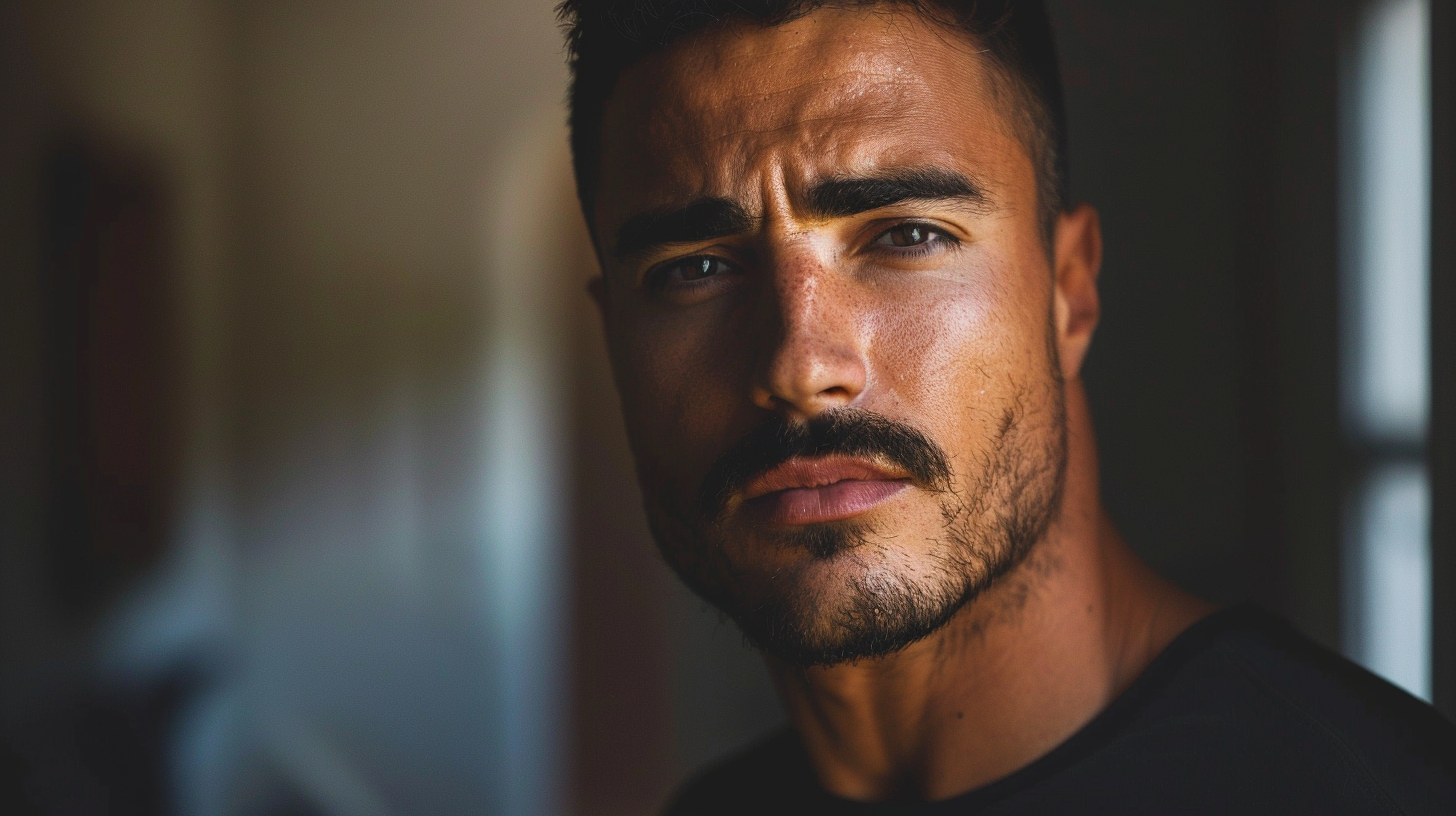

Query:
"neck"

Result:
[[765, 380, 1212, 802]]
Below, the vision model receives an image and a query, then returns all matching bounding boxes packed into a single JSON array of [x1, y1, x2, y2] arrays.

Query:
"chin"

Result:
[[734, 571, 973, 668], [711, 522, 990, 667]]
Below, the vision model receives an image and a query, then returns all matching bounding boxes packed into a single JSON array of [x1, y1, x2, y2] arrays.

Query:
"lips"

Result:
[[740, 456, 911, 526]]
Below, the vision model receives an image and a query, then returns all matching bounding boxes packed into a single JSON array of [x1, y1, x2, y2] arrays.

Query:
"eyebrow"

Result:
[[610, 167, 989, 260], [805, 168, 990, 219], [612, 197, 754, 259]]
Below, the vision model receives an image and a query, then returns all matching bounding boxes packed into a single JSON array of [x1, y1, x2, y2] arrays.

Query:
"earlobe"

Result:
[[1052, 203, 1103, 380]]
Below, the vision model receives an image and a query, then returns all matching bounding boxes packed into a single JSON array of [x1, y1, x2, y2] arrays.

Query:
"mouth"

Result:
[[739, 455, 911, 526]]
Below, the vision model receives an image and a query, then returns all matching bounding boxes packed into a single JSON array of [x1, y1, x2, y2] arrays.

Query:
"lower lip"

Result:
[[746, 479, 909, 526]]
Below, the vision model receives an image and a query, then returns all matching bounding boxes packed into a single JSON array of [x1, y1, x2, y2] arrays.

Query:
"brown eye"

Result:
[[677, 256, 725, 280], [650, 254, 740, 290], [872, 222, 948, 249]]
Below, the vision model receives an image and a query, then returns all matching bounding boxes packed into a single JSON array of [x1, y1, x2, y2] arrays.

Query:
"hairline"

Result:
[[566, 0, 1067, 255]]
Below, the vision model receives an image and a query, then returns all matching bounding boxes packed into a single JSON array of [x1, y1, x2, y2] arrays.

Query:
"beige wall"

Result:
[[225, 2, 584, 813]]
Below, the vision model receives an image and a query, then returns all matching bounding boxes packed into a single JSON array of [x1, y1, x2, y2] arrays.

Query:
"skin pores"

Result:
[[591, 8, 1071, 665]]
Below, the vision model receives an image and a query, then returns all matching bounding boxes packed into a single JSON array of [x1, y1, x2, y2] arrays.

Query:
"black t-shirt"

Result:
[[664, 606, 1456, 815]]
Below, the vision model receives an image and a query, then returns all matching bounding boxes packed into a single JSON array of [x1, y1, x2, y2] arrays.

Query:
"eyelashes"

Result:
[[869, 221, 959, 254], [643, 220, 961, 297], [647, 254, 743, 292]]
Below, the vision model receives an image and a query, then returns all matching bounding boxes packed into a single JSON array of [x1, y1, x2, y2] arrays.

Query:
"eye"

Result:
[[871, 222, 954, 250], [650, 255, 740, 288]]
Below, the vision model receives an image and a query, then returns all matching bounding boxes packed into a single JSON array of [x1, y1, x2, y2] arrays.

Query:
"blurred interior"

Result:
[[0, 1, 1451, 814]]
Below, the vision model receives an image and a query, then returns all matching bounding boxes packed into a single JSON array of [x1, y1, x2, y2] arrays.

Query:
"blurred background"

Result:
[[0, 0, 1451, 814]]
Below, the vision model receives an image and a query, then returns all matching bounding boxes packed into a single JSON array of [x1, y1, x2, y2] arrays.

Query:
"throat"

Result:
[[766, 529, 1187, 804]]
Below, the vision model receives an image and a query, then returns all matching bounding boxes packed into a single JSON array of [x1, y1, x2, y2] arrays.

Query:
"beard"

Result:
[[637, 368, 1068, 668]]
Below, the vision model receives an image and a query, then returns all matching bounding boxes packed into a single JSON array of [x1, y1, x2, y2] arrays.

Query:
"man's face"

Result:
[[592, 8, 1070, 666]]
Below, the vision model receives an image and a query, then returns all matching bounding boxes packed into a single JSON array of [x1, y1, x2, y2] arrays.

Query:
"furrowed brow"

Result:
[[805, 168, 991, 219], [612, 197, 754, 259]]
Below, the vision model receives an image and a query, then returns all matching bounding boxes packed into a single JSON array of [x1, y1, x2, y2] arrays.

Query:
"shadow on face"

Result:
[[591, 6, 1073, 667]]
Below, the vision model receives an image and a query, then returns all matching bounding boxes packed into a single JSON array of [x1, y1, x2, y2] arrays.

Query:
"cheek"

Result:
[[869, 253, 1052, 445], [614, 302, 749, 471]]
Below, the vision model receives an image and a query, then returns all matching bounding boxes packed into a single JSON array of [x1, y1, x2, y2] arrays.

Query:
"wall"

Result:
[[223, 1, 576, 813], [3, 0, 234, 686]]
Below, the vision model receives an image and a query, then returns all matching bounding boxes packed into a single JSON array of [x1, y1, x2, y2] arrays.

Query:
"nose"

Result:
[[749, 253, 868, 418]]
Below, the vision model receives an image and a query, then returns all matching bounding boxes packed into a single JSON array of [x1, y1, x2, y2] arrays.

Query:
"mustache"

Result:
[[698, 409, 953, 519]]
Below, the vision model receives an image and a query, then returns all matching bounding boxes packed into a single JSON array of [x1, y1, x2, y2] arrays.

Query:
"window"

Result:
[[1341, 0, 1432, 700]]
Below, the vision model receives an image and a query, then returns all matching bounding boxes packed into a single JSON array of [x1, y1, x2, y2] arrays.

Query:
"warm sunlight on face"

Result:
[[592, 7, 1068, 666]]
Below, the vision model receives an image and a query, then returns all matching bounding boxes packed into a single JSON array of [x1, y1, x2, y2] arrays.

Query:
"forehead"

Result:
[[595, 7, 1026, 225]]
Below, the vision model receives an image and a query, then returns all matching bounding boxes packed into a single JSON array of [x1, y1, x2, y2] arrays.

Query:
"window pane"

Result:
[[1344, 0, 1431, 442], [1347, 463, 1432, 699]]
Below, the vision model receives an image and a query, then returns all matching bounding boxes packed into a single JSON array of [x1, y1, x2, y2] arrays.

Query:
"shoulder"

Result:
[[1123, 606, 1456, 812], [661, 728, 822, 816], [983, 607, 1456, 815]]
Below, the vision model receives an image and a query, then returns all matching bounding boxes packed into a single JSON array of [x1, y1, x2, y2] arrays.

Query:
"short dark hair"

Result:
[[557, 0, 1071, 245]]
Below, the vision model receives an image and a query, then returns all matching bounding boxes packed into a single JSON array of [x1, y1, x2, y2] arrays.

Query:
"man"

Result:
[[557, 0, 1456, 811]]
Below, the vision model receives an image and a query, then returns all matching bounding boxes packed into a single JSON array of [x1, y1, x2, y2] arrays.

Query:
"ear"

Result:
[[1051, 203, 1102, 380]]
